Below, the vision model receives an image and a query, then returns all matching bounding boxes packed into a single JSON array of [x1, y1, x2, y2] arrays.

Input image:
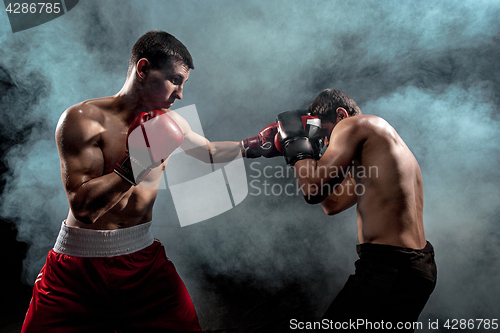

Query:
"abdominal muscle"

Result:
[[353, 134, 426, 249], [65, 164, 165, 230], [355, 174, 426, 250]]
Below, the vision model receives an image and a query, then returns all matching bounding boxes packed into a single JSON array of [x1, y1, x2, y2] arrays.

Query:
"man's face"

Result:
[[320, 120, 336, 147], [143, 59, 190, 110], [317, 107, 348, 146]]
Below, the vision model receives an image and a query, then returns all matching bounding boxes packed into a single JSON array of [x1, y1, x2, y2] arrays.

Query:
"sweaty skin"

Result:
[[294, 114, 426, 249], [56, 59, 240, 230]]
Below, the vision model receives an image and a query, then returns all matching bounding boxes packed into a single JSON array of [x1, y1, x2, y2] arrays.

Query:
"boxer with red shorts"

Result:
[[22, 223, 201, 332], [21, 30, 282, 332]]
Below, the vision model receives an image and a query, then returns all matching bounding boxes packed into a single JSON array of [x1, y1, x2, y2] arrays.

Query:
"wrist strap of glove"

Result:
[[241, 137, 261, 158], [310, 137, 324, 160], [282, 137, 314, 166], [113, 153, 151, 185]]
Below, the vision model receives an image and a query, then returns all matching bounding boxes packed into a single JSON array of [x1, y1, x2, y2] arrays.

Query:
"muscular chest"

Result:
[[100, 123, 129, 174], [100, 121, 165, 185]]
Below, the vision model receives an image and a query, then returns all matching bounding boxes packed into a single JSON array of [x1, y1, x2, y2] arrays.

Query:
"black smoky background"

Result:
[[0, 1, 499, 332]]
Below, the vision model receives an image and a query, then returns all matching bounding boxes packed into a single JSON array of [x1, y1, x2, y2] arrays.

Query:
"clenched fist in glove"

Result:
[[241, 122, 283, 158], [114, 110, 184, 185]]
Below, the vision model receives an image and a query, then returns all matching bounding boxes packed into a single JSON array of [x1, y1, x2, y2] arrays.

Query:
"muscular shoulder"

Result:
[[360, 115, 400, 144], [340, 115, 394, 138], [56, 100, 107, 153], [330, 115, 371, 142], [341, 115, 384, 129]]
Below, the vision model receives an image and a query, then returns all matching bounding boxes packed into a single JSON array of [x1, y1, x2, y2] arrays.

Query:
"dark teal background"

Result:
[[0, 1, 499, 331]]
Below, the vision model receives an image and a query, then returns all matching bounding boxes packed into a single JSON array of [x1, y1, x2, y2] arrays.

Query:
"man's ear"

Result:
[[336, 107, 349, 120], [136, 58, 150, 79]]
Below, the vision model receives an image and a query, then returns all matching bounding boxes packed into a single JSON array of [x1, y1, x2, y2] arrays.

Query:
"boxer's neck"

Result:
[[114, 74, 155, 123]]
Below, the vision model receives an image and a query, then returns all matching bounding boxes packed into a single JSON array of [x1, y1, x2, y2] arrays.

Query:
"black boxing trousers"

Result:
[[321, 242, 437, 332]]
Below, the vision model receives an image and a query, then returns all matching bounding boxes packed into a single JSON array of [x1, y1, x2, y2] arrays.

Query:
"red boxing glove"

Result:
[[114, 110, 184, 185], [274, 132, 283, 152], [241, 122, 283, 158]]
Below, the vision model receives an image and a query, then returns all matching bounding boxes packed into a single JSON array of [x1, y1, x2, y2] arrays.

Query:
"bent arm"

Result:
[[293, 118, 367, 204], [320, 174, 358, 215], [56, 106, 132, 224]]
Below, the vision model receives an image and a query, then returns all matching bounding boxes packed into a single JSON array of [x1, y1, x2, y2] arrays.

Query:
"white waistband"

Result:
[[53, 221, 154, 257]]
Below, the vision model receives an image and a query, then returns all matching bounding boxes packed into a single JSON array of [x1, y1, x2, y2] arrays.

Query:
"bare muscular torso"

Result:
[[351, 116, 425, 248], [305, 115, 426, 249], [57, 96, 168, 230]]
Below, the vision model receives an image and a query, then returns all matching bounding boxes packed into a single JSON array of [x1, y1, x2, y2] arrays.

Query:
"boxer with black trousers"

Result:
[[276, 89, 437, 332]]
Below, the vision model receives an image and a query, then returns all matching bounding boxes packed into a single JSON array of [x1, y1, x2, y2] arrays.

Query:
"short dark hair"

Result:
[[308, 89, 361, 121], [128, 30, 194, 74]]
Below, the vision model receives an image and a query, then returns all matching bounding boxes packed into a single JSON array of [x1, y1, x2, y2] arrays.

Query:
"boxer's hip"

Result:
[[53, 220, 154, 257], [355, 241, 437, 282]]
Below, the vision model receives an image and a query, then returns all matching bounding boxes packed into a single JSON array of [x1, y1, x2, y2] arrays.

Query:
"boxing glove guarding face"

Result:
[[114, 110, 184, 185], [276, 110, 323, 165]]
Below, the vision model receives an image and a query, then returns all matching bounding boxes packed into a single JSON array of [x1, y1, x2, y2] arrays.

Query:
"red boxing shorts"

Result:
[[21, 221, 202, 333]]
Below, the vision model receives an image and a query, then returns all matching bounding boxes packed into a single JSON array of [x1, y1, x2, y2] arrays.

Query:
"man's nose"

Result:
[[175, 85, 183, 100]]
